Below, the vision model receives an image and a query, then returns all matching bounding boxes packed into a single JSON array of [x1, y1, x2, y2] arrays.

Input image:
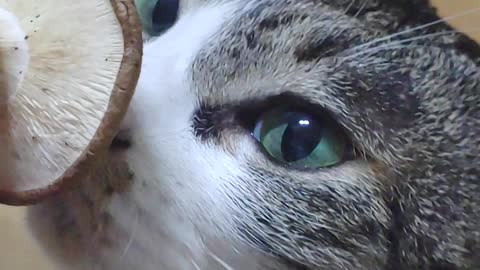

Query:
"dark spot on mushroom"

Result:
[[13, 47, 18, 50], [105, 58, 109, 62], [65, 142, 70, 146], [36, 14, 40, 18], [24, 35, 29, 40], [104, 185, 115, 195], [127, 169, 135, 181], [41, 88, 49, 93]]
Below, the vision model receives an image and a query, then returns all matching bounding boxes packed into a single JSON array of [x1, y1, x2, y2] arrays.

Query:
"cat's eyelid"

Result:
[[233, 92, 341, 129]]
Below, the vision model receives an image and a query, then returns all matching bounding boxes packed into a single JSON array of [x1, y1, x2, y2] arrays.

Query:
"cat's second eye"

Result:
[[136, 0, 179, 36], [252, 108, 351, 169]]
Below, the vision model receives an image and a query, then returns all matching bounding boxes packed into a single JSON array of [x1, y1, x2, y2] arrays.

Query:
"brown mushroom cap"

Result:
[[0, 0, 143, 205]]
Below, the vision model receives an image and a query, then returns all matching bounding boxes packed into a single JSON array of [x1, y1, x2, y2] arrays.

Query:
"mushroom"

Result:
[[0, 0, 143, 205]]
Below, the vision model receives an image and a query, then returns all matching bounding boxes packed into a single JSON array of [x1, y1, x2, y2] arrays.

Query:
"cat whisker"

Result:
[[343, 0, 357, 15], [353, 0, 369, 18], [342, 27, 480, 61], [207, 249, 236, 270], [120, 207, 140, 260], [344, 31, 454, 60], [191, 259, 203, 270], [347, 6, 480, 53], [342, 0, 369, 18]]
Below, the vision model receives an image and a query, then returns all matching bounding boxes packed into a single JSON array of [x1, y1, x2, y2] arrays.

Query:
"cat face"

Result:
[[28, 0, 480, 269]]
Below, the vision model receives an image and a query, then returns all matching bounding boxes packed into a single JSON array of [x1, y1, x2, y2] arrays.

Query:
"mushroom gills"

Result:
[[0, 0, 142, 205]]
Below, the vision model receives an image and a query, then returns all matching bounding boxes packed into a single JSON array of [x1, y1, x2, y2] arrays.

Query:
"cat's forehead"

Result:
[[186, 0, 478, 103], [190, 0, 389, 102]]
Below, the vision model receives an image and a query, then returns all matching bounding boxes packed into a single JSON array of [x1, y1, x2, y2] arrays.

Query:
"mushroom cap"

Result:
[[0, 0, 143, 205]]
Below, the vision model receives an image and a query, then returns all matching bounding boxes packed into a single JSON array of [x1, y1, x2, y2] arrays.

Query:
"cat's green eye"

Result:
[[135, 0, 179, 36], [253, 109, 350, 169]]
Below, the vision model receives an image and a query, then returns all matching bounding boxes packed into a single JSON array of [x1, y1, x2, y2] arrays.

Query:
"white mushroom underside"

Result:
[[0, 7, 29, 104], [0, 0, 124, 191]]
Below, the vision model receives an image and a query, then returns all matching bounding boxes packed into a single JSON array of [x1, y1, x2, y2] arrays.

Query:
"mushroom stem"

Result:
[[0, 7, 29, 106]]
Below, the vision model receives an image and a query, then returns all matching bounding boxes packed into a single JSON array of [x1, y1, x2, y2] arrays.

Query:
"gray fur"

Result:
[[193, 0, 480, 268]]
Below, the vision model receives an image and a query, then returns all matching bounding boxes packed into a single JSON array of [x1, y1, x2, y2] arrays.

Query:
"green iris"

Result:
[[253, 108, 349, 169], [135, 0, 158, 34]]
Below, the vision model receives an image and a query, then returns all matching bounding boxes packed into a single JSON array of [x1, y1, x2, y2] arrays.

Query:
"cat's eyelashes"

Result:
[[136, 0, 179, 36], [252, 107, 354, 170]]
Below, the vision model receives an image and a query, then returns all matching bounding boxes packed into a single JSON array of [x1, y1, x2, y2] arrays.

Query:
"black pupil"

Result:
[[280, 112, 323, 162], [152, 0, 179, 33]]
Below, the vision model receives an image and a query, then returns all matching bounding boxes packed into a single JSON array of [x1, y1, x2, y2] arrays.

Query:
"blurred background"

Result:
[[0, 1, 479, 269]]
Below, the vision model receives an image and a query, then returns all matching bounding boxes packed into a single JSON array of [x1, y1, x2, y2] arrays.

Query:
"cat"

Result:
[[27, 0, 480, 269]]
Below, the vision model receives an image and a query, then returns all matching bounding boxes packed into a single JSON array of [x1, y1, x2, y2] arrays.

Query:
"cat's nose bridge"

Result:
[[119, 3, 234, 140]]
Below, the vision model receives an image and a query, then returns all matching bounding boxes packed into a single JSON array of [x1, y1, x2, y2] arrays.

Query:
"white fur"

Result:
[[102, 3, 274, 269]]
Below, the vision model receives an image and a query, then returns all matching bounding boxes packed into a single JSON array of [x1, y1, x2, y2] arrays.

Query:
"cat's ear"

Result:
[[0, 0, 142, 206]]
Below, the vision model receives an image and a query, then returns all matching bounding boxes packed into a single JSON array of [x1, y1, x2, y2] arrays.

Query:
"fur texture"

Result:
[[28, 0, 479, 269]]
